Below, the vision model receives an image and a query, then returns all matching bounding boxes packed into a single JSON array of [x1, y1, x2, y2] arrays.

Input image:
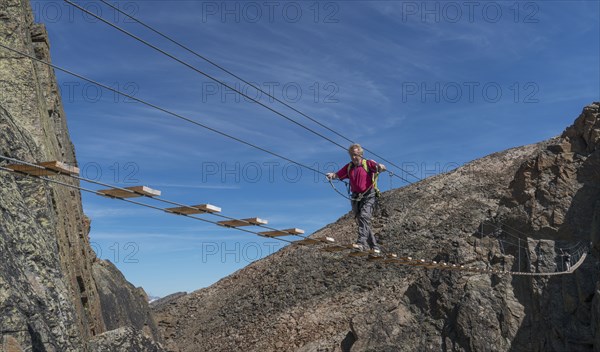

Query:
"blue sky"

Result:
[[30, 0, 599, 297]]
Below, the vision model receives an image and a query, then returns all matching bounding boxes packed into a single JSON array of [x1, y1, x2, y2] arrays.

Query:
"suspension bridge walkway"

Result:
[[1, 157, 590, 278]]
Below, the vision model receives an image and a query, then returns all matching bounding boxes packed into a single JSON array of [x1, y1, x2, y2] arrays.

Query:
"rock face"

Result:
[[495, 103, 600, 351], [0, 0, 164, 350], [500, 104, 600, 242], [153, 103, 600, 352], [92, 260, 163, 342], [89, 327, 165, 352]]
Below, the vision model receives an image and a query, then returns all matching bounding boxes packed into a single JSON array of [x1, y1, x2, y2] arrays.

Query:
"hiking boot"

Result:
[[352, 243, 367, 251]]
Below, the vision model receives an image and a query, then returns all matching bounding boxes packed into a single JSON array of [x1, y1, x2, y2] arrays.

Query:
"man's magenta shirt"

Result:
[[336, 159, 378, 194]]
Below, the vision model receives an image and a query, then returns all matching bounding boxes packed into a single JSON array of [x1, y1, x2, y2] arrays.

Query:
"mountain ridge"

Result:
[[153, 102, 600, 351]]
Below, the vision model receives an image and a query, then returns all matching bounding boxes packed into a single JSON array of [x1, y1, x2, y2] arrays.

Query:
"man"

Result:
[[560, 249, 572, 271], [564, 251, 571, 271], [326, 144, 386, 254]]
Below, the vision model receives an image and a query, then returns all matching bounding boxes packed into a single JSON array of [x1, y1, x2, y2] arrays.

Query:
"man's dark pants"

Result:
[[351, 189, 378, 249]]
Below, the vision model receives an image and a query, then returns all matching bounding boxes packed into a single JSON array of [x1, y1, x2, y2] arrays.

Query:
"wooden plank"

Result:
[[294, 237, 334, 245], [245, 217, 268, 225], [367, 255, 385, 261], [129, 186, 161, 197], [347, 243, 371, 257], [413, 259, 429, 266], [6, 161, 79, 176], [424, 261, 439, 269], [97, 188, 140, 198], [320, 245, 346, 252], [259, 228, 305, 237], [350, 243, 365, 250], [7, 164, 57, 176], [40, 161, 80, 175], [348, 251, 369, 257], [166, 204, 221, 215], [218, 219, 252, 228], [260, 230, 290, 237], [383, 254, 398, 263], [97, 186, 161, 198], [293, 238, 321, 246], [218, 217, 268, 228], [283, 228, 305, 234]]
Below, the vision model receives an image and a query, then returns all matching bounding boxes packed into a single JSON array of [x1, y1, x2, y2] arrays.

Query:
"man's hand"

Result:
[[326, 173, 337, 180], [378, 164, 387, 172]]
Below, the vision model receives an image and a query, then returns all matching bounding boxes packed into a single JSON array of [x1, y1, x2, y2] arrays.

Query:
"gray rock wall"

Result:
[[92, 259, 163, 342], [0, 0, 164, 350], [0, 100, 94, 351], [0, 0, 105, 348], [90, 326, 166, 352]]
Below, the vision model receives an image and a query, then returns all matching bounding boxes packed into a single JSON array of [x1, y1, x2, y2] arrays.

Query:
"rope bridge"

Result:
[[0, 156, 591, 277]]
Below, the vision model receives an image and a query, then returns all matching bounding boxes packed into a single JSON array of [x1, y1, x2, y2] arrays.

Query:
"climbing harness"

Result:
[[328, 176, 376, 202]]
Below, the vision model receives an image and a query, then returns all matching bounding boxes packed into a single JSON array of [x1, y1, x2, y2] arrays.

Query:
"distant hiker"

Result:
[[326, 144, 386, 254], [564, 251, 571, 271]]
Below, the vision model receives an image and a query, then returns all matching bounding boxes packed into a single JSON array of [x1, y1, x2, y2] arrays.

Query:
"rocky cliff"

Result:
[[153, 103, 600, 352], [0, 0, 163, 350]]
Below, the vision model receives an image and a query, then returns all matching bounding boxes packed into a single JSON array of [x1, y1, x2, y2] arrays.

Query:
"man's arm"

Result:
[[327, 163, 349, 180], [367, 159, 386, 173]]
